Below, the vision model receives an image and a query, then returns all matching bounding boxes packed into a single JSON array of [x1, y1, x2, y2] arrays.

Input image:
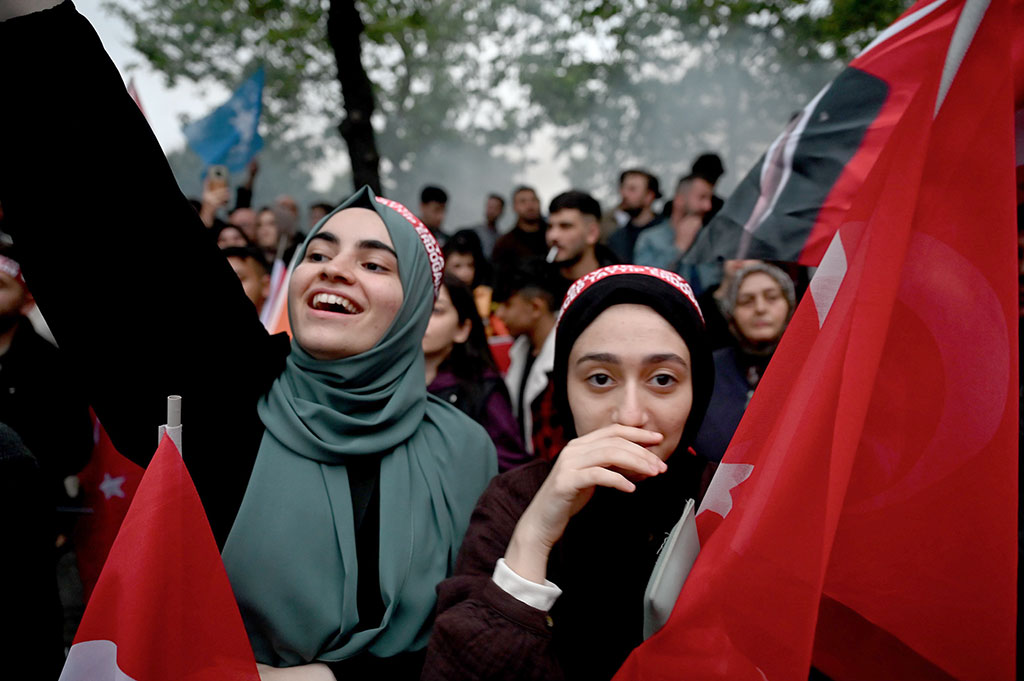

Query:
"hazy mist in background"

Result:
[[77, 0, 839, 234]]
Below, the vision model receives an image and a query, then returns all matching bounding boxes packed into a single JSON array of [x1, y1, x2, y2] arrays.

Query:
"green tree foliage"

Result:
[[486, 0, 911, 195], [108, 0, 513, 194], [110, 0, 910, 203]]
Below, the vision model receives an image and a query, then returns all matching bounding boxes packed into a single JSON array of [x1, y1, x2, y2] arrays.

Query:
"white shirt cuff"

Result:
[[492, 557, 562, 611]]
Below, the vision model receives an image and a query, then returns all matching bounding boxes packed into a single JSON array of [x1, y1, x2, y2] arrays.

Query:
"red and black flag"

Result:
[[686, 0, 1021, 266]]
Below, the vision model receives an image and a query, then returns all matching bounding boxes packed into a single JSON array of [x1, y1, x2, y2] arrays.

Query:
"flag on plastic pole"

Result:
[[73, 412, 144, 601], [183, 67, 264, 173], [60, 432, 259, 681], [615, 1, 1018, 679], [158, 394, 182, 453]]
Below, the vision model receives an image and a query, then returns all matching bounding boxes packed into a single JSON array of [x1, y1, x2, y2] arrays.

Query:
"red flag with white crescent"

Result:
[[60, 435, 259, 681], [616, 1, 1018, 679], [73, 412, 144, 601]]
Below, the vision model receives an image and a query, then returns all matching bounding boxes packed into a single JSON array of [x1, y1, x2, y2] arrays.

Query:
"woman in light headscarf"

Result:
[[0, 4, 495, 679], [693, 261, 796, 462]]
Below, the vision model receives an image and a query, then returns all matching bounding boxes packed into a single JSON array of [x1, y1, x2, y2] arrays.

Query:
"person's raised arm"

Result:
[[0, 2, 287, 525], [0, 0, 60, 21]]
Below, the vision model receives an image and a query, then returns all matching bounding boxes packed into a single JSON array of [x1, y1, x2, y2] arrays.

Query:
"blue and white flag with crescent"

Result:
[[183, 67, 264, 172]]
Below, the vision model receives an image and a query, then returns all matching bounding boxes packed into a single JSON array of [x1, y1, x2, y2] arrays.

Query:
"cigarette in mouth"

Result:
[[546, 246, 558, 263]]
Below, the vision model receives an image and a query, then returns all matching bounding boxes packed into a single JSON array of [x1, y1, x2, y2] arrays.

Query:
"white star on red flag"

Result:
[[98, 473, 126, 500]]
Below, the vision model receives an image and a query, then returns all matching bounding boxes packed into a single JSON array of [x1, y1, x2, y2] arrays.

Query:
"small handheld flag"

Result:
[[60, 398, 258, 681]]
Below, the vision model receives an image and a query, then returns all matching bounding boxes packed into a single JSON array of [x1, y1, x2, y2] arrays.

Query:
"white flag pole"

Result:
[[158, 395, 182, 455]]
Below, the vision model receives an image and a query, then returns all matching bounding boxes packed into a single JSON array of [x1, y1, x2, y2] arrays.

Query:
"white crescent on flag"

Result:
[[697, 463, 755, 519], [60, 640, 139, 681]]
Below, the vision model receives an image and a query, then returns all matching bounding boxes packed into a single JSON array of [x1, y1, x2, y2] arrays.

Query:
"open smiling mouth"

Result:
[[311, 292, 363, 314]]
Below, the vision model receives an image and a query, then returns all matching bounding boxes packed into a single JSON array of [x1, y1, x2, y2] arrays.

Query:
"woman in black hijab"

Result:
[[423, 264, 715, 681]]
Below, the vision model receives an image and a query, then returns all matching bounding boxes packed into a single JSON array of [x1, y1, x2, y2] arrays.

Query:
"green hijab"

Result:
[[222, 186, 497, 665]]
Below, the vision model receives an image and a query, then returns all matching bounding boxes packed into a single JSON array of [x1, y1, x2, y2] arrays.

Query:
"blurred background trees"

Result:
[[109, 0, 910, 222]]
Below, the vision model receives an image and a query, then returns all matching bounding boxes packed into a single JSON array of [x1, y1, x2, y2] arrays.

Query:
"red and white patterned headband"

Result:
[[557, 264, 703, 324], [374, 196, 444, 297], [0, 254, 24, 284]]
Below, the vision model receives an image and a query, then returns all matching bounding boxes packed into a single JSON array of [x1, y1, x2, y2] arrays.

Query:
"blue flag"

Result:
[[183, 67, 264, 172]]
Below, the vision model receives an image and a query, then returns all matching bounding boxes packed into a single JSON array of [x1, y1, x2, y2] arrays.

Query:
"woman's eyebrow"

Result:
[[576, 352, 620, 365], [644, 353, 688, 367], [358, 239, 398, 259], [309, 232, 339, 245]]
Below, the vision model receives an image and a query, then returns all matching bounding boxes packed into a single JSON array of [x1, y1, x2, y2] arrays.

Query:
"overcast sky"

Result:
[[75, 1, 228, 154]]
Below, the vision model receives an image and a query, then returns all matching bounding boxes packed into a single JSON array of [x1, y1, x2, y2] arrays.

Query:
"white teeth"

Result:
[[312, 292, 360, 313]]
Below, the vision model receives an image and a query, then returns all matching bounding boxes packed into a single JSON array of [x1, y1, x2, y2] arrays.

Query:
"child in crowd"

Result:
[[443, 229, 509, 338]]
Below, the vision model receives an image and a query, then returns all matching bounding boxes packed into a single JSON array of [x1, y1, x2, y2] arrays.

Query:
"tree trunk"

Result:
[[327, 0, 382, 195]]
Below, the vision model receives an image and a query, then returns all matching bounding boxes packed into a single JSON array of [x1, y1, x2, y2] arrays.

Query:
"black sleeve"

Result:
[[0, 2, 289, 544], [235, 185, 253, 211], [0, 424, 65, 675]]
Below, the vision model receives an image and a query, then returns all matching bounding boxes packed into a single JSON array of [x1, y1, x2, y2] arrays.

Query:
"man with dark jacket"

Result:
[[492, 186, 548, 268], [606, 169, 664, 263]]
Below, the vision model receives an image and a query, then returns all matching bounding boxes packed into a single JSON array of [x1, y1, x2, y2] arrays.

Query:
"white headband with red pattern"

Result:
[[557, 264, 703, 325], [374, 196, 444, 297]]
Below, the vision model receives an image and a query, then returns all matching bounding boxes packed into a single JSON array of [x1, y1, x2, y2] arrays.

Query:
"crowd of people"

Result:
[[172, 144, 808, 478], [0, 2, 848, 681]]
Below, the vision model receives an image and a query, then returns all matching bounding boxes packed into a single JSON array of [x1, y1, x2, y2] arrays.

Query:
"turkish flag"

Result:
[[615, 1, 1018, 680], [74, 412, 144, 601], [60, 435, 259, 681]]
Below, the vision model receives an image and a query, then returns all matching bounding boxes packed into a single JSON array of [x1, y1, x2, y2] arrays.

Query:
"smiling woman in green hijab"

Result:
[[222, 188, 497, 673], [0, 6, 496, 679]]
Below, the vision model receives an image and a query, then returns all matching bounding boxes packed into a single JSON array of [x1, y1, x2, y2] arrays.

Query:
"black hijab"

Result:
[[546, 265, 715, 680]]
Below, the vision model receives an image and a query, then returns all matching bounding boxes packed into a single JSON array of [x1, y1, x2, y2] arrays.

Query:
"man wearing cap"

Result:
[[606, 169, 664, 264]]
